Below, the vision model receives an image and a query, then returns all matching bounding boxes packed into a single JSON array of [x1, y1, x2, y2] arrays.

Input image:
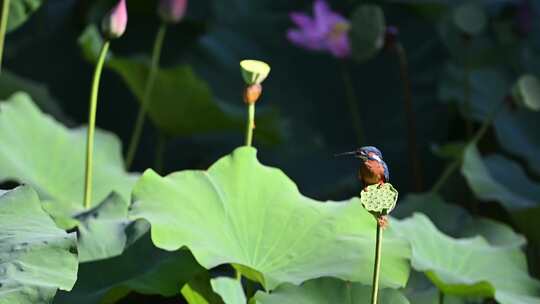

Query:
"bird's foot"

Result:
[[377, 215, 389, 229], [377, 181, 385, 189]]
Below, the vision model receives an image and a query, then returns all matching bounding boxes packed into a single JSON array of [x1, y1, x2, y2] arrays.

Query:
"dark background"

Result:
[[3, 0, 540, 301]]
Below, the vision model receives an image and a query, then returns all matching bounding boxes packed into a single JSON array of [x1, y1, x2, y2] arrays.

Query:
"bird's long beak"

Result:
[[334, 150, 368, 161], [334, 151, 357, 157]]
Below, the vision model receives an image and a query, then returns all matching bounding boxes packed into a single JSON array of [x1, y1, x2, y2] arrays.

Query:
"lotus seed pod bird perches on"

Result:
[[335, 146, 398, 304]]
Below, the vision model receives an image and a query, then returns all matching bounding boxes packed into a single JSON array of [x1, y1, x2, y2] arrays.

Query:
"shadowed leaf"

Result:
[[0, 186, 78, 304]]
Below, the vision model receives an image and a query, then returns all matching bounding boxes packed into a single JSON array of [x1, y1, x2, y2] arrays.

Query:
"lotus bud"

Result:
[[101, 0, 128, 39], [240, 60, 271, 85], [158, 0, 188, 24]]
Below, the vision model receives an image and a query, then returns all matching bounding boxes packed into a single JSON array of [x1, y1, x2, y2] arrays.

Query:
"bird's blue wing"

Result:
[[382, 160, 390, 182]]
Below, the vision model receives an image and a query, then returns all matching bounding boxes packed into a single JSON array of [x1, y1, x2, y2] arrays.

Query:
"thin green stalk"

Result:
[[463, 61, 473, 138], [462, 39, 473, 139], [439, 290, 445, 304], [430, 100, 505, 194], [395, 42, 423, 191], [125, 23, 167, 169], [370, 222, 383, 304], [340, 62, 365, 145], [430, 160, 460, 194], [245, 103, 255, 147], [0, 0, 10, 72], [346, 281, 354, 304], [83, 40, 110, 209]]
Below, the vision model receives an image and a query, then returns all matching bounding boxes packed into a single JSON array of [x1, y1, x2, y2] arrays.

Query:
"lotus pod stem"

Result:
[[84, 40, 110, 209]]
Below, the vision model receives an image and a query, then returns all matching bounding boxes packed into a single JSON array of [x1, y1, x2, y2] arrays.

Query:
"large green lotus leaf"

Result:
[[252, 277, 409, 304], [130, 147, 411, 290], [6, 0, 43, 32], [461, 143, 540, 211], [0, 92, 137, 212], [0, 186, 78, 304], [78, 26, 281, 144], [393, 214, 540, 303], [54, 230, 204, 304], [0, 93, 138, 261]]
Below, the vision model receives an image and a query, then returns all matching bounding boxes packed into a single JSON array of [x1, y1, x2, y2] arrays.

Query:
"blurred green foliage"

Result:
[[0, 0, 540, 303]]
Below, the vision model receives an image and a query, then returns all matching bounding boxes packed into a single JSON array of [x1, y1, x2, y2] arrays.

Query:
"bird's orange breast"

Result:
[[359, 160, 386, 185]]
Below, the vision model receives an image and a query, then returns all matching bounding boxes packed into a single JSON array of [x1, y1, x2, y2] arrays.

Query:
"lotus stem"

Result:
[[245, 103, 255, 147], [125, 23, 167, 169], [439, 290, 445, 304], [430, 99, 505, 194], [395, 42, 423, 191], [370, 220, 383, 304], [84, 40, 110, 209], [340, 62, 365, 145], [0, 0, 10, 73]]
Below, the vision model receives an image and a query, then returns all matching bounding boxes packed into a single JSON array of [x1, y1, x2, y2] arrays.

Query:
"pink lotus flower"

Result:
[[158, 0, 188, 24], [287, 0, 351, 59], [101, 0, 128, 39]]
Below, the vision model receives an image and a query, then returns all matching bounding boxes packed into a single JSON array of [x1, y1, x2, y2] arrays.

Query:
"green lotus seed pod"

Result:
[[360, 183, 399, 214], [240, 60, 271, 85]]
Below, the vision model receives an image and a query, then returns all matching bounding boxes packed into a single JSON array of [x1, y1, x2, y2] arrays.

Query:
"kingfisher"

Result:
[[336, 146, 390, 227], [336, 146, 389, 189]]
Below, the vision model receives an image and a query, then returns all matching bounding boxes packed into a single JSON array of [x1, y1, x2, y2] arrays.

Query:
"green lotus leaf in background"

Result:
[[0, 186, 78, 304], [78, 25, 281, 144], [404, 271, 477, 304], [0, 92, 138, 261], [252, 277, 409, 304], [461, 143, 540, 211], [512, 74, 540, 111], [130, 147, 411, 290], [394, 193, 526, 249], [439, 65, 540, 175], [393, 213, 540, 303], [452, 3, 487, 36], [181, 271, 225, 304], [349, 5, 386, 63], [0, 71, 69, 122], [460, 143, 540, 251], [393, 193, 472, 236], [54, 230, 205, 304], [6, 0, 43, 32], [211, 277, 246, 304]]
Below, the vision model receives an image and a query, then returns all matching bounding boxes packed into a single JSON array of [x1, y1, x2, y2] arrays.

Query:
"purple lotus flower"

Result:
[[158, 0, 188, 24], [287, 0, 351, 59], [101, 0, 128, 39]]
